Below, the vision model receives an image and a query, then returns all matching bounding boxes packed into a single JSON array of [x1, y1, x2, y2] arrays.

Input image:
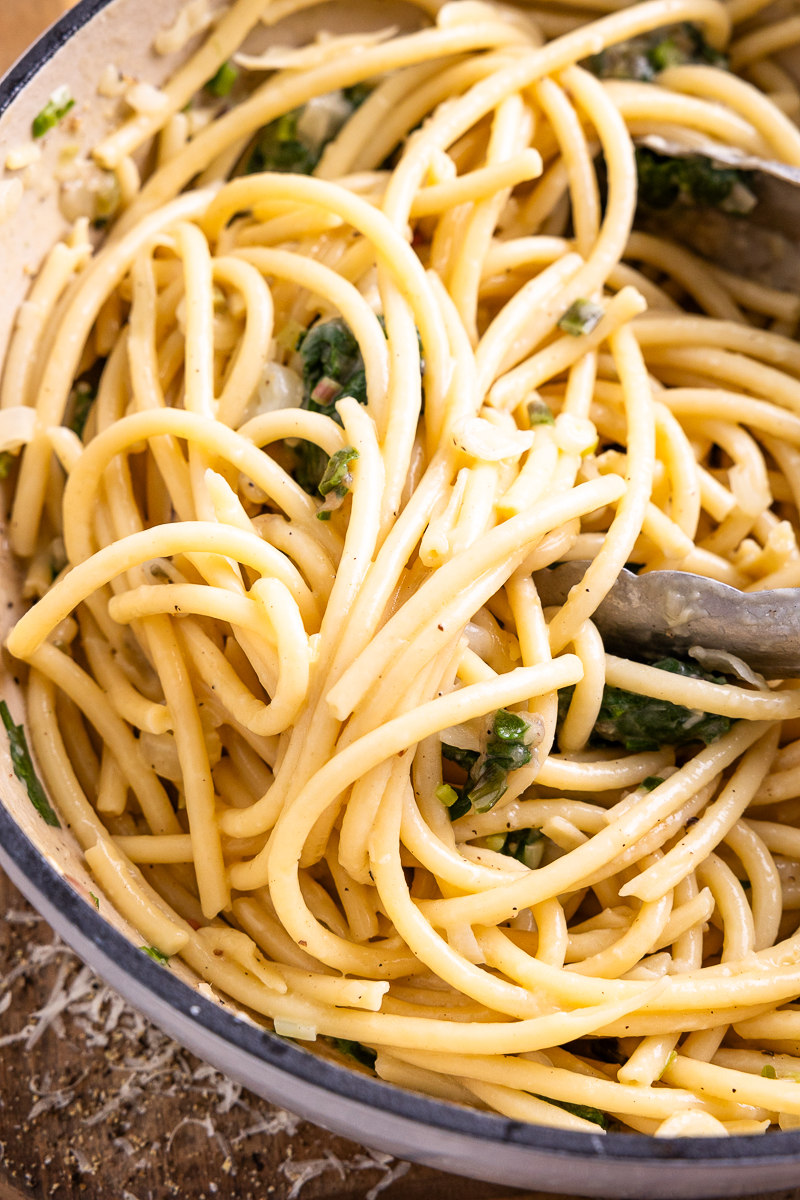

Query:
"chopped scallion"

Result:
[[206, 60, 239, 97], [435, 783, 459, 808], [558, 299, 605, 338], [527, 397, 555, 427], [0, 700, 60, 827], [32, 86, 75, 138], [141, 945, 170, 965]]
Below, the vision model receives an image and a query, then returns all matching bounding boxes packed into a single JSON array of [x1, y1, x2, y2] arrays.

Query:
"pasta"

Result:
[[9, 0, 800, 1139]]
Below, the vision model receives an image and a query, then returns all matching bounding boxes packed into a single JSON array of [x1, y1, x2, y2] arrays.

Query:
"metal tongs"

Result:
[[533, 562, 800, 677]]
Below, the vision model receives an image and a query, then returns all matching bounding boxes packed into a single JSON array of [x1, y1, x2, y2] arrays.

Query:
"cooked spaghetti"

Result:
[[6, 0, 800, 1137]]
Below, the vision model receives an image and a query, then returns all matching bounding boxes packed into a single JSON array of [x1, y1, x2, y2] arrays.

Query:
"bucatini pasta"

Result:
[[9, 0, 800, 1138]]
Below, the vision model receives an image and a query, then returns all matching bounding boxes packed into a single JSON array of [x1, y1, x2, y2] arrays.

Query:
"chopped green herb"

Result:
[[32, 85, 75, 138], [436, 783, 459, 808], [245, 108, 319, 175], [291, 319, 369, 494], [0, 700, 60, 827], [68, 381, 96, 439], [330, 1038, 377, 1069], [141, 945, 170, 965], [535, 1095, 617, 1130], [636, 146, 754, 214], [591, 682, 729, 751], [90, 892, 100, 909], [587, 22, 727, 82], [292, 315, 416, 495], [442, 709, 534, 820], [641, 776, 665, 792], [648, 36, 689, 71], [206, 60, 239, 97], [300, 319, 368, 416], [499, 827, 544, 870], [527, 398, 555, 427], [462, 760, 510, 813], [558, 299, 604, 338], [244, 86, 370, 177], [0, 451, 15, 479], [316, 445, 359, 520], [318, 446, 359, 498], [493, 710, 532, 743], [761, 1064, 777, 1079], [558, 658, 731, 752]]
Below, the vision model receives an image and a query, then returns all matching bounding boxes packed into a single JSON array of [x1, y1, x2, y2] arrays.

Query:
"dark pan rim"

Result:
[[4, 0, 800, 1168]]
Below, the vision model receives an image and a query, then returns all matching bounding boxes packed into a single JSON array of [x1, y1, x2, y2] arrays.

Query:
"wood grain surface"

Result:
[[2, 864, 800, 1200], [0, 865, 567, 1200]]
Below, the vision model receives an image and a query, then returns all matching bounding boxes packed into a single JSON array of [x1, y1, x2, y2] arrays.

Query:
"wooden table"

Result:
[[3, 866, 800, 1200], [0, 865, 577, 1200]]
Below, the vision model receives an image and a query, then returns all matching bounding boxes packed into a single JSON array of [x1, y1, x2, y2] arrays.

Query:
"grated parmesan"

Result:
[[0, 912, 407, 1193]]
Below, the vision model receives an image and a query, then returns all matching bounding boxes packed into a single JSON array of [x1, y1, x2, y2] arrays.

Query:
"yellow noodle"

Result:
[[7, 0, 800, 1137]]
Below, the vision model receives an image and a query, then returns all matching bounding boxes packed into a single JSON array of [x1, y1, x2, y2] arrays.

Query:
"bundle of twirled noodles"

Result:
[[9, 0, 800, 1137]]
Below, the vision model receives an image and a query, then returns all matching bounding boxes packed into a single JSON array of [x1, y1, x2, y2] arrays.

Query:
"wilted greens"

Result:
[[558, 658, 731, 753], [300, 319, 368, 416], [0, 700, 60, 827], [442, 709, 535, 820], [497, 827, 544, 870], [316, 446, 359, 520], [636, 146, 755, 213], [292, 319, 369, 494], [243, 86, 371, 176], [587, 22, 726, 82]]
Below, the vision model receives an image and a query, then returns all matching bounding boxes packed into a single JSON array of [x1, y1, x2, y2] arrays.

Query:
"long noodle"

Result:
[[7, 0, 800, 1139]]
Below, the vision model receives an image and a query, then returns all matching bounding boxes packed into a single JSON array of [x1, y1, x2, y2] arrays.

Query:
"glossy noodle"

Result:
[[6, 0, 800, 1138]]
